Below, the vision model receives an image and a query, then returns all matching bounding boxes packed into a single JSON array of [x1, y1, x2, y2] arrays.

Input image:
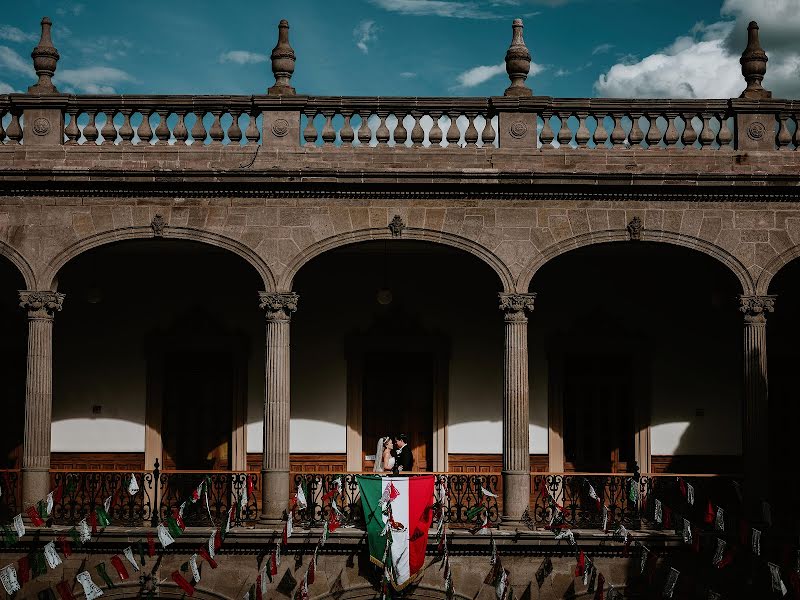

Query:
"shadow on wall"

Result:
[[530, 242, 743, 473], [0, 257, 26, 468]]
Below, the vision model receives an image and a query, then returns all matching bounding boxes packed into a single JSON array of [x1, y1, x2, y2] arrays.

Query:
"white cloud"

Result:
[[595, 0, 800, 99], [456, 60, 542, 88], [54, 66, 135, 94], [0, 81, 17, 93], [353, 20, 378, 54], [56, 3, 85, 17], [0, 25, 37, 44], [219, 50, 269, 65], [0, 45, 34, 77], [592, 43, 614, 55], [554, 68, 570, 77], [369, 0, 499, 19], [400, 71, 418, 78]]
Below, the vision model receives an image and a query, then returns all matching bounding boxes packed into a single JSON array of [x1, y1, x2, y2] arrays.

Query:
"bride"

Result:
[[373, 436, 396, 472]]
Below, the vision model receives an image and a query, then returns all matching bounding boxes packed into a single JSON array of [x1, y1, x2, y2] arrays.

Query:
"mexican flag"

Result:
[[357, 475, 435, 590]]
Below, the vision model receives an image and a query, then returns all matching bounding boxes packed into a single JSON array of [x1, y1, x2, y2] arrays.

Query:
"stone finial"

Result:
[[28, 17, 60, 94], [504, 18, 532, 97], [739, 21, 771, 99], [268, 19, 296, 95]]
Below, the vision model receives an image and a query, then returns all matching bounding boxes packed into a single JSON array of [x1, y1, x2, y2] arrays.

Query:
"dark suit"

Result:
[[394, 445, 413, 473]]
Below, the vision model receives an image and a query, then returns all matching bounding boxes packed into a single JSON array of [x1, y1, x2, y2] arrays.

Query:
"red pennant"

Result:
[[172, 508, 185, 531], [110, 555, 129, 581], [147, 532, 156, 557], [56, 581, 76, 600], [270, 551, 278, 576], [328, 512, 341, 532], [171, 570, 195, 596], [678, 478, 687, 498], [575, 550, 585, 577], [623, 536, 632, 557], [198, 547, 217, 569], [53, 483, 64, 504], [595, 572, 605, 600], [321, 489, 336, 502], [18, 555, 30, 584], [88, 511, 98, 534], [58, 535, 72, 557], [308, 557, 316, 585], [663, 506, 672, 529], [26, 506, 45, 527], [717, 547, 735, 569], [214, 529, 222, 552], [282, 522, 288, 545], [247, 475, 255, 496], [704, 500, 714, 525], [256, 574, 263, 600]]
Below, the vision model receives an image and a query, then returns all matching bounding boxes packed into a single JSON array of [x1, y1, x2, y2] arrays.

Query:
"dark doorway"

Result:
[[362, 352, 434, 472], [563, 354, 635, 472], [162, 351, 235, 470], [0, 259, 25, 469]]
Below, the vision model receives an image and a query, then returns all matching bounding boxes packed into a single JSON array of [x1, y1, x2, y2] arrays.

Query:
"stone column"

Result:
[[499, 292, 535, 523], [739, 295, 775, 497], [258, 291, 298, 525], [18, 291, 64, 507]]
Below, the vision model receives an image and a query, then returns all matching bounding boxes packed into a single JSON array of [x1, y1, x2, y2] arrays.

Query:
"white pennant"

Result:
[[752, 528, 761, 556], [157, 523, 175, 547], [682, 519, 692, 544], [45, 492, 54, 517], [554, 528, 575, 545], [240, 483, 248, 510], [583, 561, 592, 587], [208, 530, 217, 559], [686, 483, 694, 506], [44, 541, 62, 569], [296, 483, 307, 510], [190, 554, 201, 583], [12, 514, 25, 538], [654, 499, 662, 524], [602, 505, 609, 531], [178, 501, 187, 519], [640, 546, 649, 574], [663, 567, 679, 598], [769, 562, 788, 596], [103, 495, 112, 514], [128, 473, 139, 496], [588, 484, 599, 503], [0, 565, 20, 594], [77, 570, 104, 600], [260, 565, 269, 594], [78, 518, 91, 542], [715, 507, 724, 531], [480, 486, 498, 498], [712, 539, 726, 565], [276, 542, 281, 566], [285, 516, 293, 539], [123, 546, 140, 571]]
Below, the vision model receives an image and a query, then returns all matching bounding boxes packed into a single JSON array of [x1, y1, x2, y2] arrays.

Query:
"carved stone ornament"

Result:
[[388, 214, 406, 237], [271, 118, 290, 137], [739, 21, 771, 100], [509, 121, 527, 139], [739, 295, 775, 323], [499, 292, 536, 321], [151, 213, 166, 237], [259, 291, 299, 321], [28, 17, 60, 94], [268, 19, 296, 95], [32, 117, 51, 136], [627, 216, 643, 241], [19, 290, 65, 319], [747, 121, 766, 140]]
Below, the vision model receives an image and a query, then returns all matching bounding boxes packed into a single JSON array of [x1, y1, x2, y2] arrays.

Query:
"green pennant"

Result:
[[37, 499, 48, 520], [65, 478, 77, 494], [628, 482, 638, 503], [96, 562, 115, 588], [32, 551, 47, 577], [2, 525, 16, 547], [248, 583, 256, 600], [138, 539, 146, 567], [167, 516, 183, 539], [37, 589, 57, 600], [96, 506, 111, 527], [466, 505, 484, 521], [69, 527, 81, 546], [180, 562, 189, 573]]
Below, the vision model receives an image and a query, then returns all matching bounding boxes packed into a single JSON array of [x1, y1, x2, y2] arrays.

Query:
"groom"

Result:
[[392, 434, 413, 474]]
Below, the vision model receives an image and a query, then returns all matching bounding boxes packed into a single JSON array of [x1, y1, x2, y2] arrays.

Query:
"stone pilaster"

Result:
[[739, 295, 774, 498], [19, 291, 64, 507], [258, 291, 298, 524], [499, 292, 535, 523]]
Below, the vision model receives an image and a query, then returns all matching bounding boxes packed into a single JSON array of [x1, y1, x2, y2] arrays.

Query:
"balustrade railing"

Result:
[[0, 470, 21, 522], [2, 94, 799, 151]]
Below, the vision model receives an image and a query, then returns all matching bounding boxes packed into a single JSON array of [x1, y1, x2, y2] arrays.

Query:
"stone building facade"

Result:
[[0, 16, 798, 600]]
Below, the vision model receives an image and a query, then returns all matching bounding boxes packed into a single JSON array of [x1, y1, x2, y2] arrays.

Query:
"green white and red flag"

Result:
[[357, 474, 435, 591]]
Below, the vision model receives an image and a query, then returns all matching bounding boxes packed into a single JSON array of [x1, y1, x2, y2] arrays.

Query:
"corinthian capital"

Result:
[[259, 291, 299, 322], [499, 292, 536, 322], [739, 295, 775, 323], [19, 290, 65, 319]]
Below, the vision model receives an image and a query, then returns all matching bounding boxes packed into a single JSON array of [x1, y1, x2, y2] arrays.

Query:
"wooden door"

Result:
[[162, 351, 234, 470], [362, 352, 434, 472]]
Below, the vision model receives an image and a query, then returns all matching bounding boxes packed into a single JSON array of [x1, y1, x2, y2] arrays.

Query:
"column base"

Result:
[[260, 468, 290, 524], [501, 470, 531, 524], [22, 467, 50, 509]]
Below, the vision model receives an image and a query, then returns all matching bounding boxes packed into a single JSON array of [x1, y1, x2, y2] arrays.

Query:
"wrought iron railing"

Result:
[[291, 472, 502, 528], [0, 470, 21, 522], [49, 463, 260, 527]]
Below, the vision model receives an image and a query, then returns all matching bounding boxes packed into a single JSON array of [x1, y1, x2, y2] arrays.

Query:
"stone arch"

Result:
[[0, 239, 36, 289], [756, 244, 800, 295], [40, 226, 276, 291], [278, 227, 516, 292], [519, 229, 755, 294], [313, 583, 471, 599], [91, 583, 232, 599]]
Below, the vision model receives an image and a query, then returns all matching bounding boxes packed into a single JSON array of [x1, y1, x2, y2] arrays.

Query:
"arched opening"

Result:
[[291, 240, 504, 473], [530, 242, 742, 474], [0, 256, 26, 470], [766, 258, 800, 511], [52, 239, 263, 472]]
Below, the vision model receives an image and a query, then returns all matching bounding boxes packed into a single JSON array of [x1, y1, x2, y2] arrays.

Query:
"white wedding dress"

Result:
[[373, 437, 396, 472]]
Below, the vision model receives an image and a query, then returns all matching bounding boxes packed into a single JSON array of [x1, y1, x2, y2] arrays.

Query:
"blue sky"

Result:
[[1, 0, 799, 99]]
